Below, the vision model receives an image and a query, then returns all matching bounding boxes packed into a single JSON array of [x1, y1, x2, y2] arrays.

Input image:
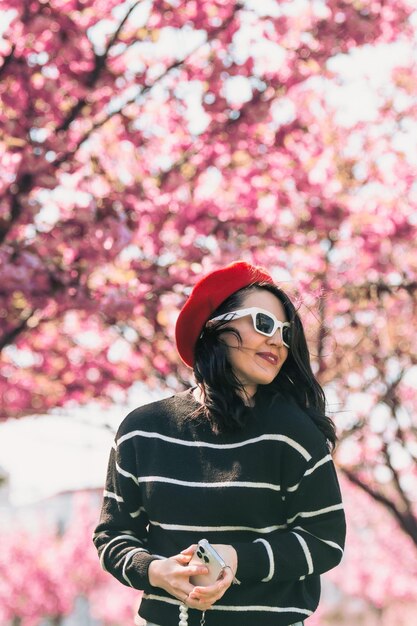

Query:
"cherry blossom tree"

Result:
[[325, 476, 417, 622], [61, 494, 142, 625], [0, 524, 74, 626], [1, 0, 417, 557], [0, 493, 141, 626]]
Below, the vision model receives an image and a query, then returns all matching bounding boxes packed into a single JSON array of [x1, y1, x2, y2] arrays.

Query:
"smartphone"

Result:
[[189, 539, 226, 586]]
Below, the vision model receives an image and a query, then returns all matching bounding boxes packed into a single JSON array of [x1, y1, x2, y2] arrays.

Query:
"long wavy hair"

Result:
[[193, 282, 337, 450]]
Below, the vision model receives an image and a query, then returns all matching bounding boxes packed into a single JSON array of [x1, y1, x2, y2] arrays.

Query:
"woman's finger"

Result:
[[174, 553, 191, 565], [190, 570, 233, 601], [185, 596, 213, 611], [183, 562, 209, 577]]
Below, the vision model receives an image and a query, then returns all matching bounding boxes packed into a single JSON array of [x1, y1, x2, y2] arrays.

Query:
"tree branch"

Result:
[[0, 173, 33, 245], [53, 2, 244, 164], [0, 309, 34, 352], [345, 280, 417, 300], [341, 467, 417, 548], [104, 0, 143, 58], [382, 440, 413, 516], [56, 1, 143, 133], [0, 43, 16, 77], [0, 2, 144, 242]]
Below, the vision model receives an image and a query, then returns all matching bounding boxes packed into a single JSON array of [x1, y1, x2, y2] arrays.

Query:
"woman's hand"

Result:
[[180, 544, 238, 611], [148, 549, 208, 606], [148, 544, 238, 612]]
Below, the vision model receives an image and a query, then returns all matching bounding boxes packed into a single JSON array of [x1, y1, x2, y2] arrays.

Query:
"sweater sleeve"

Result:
[[92, 434, 158, 589], [231, 443, 346, 583]]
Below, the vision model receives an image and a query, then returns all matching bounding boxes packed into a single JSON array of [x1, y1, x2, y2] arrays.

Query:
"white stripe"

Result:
[[142, 593, 313, 615], [305, 454, 332, 476], [122, 548, 148, 586], [116, 462, 139, 486], [137, 476, 281, 491], [117, 430, 311, 460], [211, 604, 312, 615], [287, 503, 344, 524], [142, 594, 182, 607], [149, 520, 287, 533], [323, 539, 344, 554], [287, 483, 301, 493], [287, 454, 332, 492], [293, 526, 344, 555], [99, 534, 142, 571], [103, 490, 124, 503], [254, 538, 275, 582], [292, 532, 314, 575], [130, 506, 145, 519]]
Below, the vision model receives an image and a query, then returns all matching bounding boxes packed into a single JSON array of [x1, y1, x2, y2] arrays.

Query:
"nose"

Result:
[[266, 329, 284, 347]]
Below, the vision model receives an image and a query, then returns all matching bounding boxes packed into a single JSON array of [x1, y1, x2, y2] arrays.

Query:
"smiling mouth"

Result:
[[257, 353, 278, 365]]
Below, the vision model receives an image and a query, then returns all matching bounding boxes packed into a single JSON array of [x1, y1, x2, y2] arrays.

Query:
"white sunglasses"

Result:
[[207, 307, 291, 348]]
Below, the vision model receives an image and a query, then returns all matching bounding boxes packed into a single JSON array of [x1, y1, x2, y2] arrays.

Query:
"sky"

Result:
[[0, 411, 115, 505], [0, 384, 169, 506]]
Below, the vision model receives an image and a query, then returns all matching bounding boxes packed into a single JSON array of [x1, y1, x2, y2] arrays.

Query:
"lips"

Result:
[[256, 352, 278, 365]]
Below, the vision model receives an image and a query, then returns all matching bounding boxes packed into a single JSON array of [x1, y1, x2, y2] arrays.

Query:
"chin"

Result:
[[254, 374, 277, 386], [262, 369, 282, 384]]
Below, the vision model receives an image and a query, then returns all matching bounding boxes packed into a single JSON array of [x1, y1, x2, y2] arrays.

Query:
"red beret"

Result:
[[175, 261, 274, 367]]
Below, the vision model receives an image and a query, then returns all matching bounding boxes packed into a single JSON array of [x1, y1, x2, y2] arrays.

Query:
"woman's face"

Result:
[[222, 288, 289, 399]]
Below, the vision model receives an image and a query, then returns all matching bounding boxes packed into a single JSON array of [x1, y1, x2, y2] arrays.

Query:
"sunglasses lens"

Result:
[[255, 312, 275, 335]]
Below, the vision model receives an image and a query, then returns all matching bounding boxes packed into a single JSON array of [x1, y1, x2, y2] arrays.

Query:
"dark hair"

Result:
[[193, 282, 337, 450]]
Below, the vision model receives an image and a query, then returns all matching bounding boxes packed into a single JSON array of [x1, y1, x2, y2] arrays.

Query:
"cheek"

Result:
[[237, 324, 261, 347], [224, 332, 255, 366], [223, 324, 258, 349]]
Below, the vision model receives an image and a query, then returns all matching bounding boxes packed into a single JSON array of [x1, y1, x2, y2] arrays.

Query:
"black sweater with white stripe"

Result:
[[93, 388, 346, 626]]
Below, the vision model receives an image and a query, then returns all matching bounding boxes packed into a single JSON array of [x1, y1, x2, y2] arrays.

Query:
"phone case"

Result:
[[189, 539, 226, 586]]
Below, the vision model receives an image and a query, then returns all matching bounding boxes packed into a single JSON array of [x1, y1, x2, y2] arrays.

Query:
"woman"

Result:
[[93, 261, 346, 626]]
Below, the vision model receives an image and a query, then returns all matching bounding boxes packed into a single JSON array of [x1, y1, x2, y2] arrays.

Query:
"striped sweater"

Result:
[[93, 388, 346, 626]]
